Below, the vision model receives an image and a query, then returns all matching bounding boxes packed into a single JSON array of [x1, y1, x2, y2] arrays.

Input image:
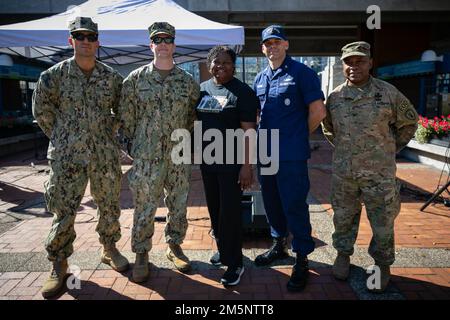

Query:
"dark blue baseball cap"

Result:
[[261, 25, 287, 43]]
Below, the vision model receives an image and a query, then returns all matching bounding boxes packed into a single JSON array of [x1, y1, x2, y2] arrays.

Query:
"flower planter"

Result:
[[428, 136, 450, 147], [416, 115, 450, 145], [404, 139, 449, 173]]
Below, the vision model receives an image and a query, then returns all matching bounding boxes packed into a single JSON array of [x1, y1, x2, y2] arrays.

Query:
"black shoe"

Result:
[[220, 266, 245, 286], [254, 237, 289, 266], [287, 257, 309, 292], [210, 251, 221, 266]]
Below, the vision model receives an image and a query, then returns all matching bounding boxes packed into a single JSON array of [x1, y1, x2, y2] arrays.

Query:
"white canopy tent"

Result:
[[0, 0, 245, 65]]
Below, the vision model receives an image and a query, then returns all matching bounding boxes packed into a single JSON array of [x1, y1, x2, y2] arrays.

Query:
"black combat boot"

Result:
[[254, 237, 289, 266], [286, 255, 309, 292]]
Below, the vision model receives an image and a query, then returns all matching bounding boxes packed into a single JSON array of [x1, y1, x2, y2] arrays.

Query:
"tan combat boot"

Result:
[[132, 252, 149, 283], [41, 259, 68, 298], [101, 244, 129, 272], [332, 253, 350, 280], [368, 264, 391, 293], [166, 243, 191, 273]]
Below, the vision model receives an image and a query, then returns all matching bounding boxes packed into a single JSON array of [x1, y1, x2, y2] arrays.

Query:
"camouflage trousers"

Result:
[[128, 158, 191, 254], [44, 159, 122, 261], [331, 173, 401, 265]]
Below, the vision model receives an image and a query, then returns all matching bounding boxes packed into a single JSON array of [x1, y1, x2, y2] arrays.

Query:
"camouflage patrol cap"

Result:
[[148, 22, 175, 39], [69, 16, 98, 34], [341, 41, 371, 60]]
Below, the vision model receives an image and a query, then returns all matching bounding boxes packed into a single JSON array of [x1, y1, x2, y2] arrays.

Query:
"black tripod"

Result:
[[420, 140, 450, 211], [420, 180, 450, 211]]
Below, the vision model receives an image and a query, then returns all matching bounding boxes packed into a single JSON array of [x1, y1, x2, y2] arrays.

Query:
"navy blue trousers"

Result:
[[258, 161, 315, 256]]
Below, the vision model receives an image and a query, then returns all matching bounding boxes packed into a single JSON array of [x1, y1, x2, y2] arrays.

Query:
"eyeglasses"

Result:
[[152, 37, 175, 45], [71, 33, 98, 42]]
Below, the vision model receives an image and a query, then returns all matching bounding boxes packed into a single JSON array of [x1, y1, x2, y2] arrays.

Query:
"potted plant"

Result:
[[415, 115, 450, 144]]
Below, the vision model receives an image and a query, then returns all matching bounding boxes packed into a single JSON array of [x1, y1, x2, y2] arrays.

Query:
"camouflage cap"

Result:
[[148, 22, 175, 39], [341, 41, 371, 60], [261, 25, 287, 43], [69, 16, 98, 34]]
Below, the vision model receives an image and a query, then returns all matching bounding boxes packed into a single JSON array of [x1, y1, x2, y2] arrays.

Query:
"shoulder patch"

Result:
[[405, 109, 416, 120]]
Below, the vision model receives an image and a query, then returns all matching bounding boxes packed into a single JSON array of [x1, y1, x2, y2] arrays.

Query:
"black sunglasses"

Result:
[[152, 36, 174, 45], [72, 33, 98, 42]]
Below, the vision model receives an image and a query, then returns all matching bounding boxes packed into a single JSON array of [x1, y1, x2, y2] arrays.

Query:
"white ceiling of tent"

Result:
[[0, 0, 244, 65]]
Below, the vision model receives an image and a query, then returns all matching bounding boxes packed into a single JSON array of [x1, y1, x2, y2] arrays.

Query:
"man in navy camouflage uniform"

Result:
[[120, 22, 200, 282], [33, 17, 128, 298]]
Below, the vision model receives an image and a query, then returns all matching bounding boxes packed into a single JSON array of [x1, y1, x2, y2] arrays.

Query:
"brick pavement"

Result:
[[0, 134, 449, 300]]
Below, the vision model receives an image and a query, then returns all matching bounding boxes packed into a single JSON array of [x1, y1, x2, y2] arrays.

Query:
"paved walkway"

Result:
[[0, 134, 449, 300]]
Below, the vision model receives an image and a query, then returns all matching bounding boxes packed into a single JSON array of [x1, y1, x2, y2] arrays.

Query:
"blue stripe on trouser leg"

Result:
[[258, 166, 289, 239], [259, 161, 315, 256]]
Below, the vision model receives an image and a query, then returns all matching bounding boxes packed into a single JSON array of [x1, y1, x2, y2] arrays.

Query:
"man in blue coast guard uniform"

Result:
[[253, 25, 326, 292]]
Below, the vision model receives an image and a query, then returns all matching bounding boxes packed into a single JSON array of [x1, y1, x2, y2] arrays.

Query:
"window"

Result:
[[436, 73, 450, 116], [234, 56, 331, 87], [1, 79, 22, 113], [179, 62, 200, 83]]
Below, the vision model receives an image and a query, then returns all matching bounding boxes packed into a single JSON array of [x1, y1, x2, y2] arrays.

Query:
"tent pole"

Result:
[[242, 56, 245, 83]]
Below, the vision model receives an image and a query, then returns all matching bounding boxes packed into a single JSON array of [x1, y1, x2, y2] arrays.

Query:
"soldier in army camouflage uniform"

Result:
[[120, 22, 200, 282], [322, 41, 418, 292], [32, 17, 129, 298]]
